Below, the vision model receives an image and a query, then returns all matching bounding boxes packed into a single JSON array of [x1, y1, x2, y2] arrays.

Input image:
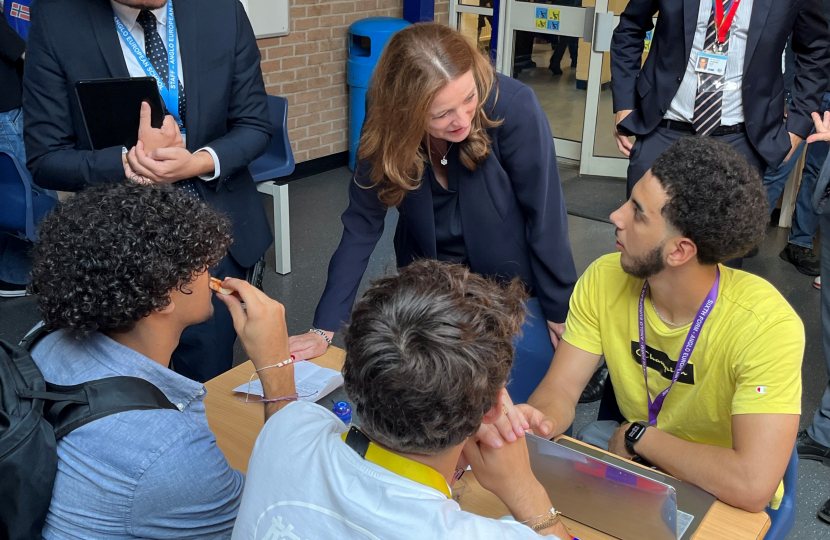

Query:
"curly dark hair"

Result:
[[343, 260, 528, 455], [29, 182, 232, 335], [651, 137, 768, 265]]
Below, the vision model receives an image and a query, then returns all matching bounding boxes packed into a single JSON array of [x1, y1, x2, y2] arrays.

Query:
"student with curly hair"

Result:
[[234, 260, 570, 540], [28, 182, 292, 539], [492, 137, 804, 514]]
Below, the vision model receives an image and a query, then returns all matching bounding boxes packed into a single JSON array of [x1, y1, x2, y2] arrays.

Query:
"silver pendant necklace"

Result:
[[435, 141, 453, 166], [650, 295, 693, 327]]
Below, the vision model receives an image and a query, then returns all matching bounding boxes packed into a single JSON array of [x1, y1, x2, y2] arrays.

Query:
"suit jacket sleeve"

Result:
[[787, 0, 830, 139], [22, 3, 124, 191], [312, 164, 388, 331], [203, 0, 270, 190], [498, 86, 577, 323], [610, 0, 659, 113], [0, 11, 25, 64]]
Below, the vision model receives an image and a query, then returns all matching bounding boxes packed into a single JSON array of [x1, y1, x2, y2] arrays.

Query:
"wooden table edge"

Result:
[[203, 350, 769, 540]]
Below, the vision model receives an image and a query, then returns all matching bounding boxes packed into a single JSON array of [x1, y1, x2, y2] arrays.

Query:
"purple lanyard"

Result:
[[638, 268, 720, 425]]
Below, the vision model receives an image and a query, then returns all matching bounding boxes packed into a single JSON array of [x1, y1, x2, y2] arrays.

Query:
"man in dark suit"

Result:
[[23, 0, 274, 382], [611, 0, 830, 198]]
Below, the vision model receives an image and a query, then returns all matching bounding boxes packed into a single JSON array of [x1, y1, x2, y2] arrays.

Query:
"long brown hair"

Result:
[[357, 23, 502, 207]]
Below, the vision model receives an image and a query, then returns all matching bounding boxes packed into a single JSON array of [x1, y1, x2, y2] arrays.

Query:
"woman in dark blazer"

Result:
[[290, 23, 578, 404]]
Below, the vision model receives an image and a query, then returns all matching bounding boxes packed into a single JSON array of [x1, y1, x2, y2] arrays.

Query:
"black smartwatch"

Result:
[[624, 421, 650, 457]]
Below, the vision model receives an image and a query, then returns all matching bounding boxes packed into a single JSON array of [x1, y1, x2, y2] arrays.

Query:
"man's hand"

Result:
[[215, 278, 289, 369], [476, 391, 556, 449], [608, 423, 636, 460], [547, 320, 564, 350], [216, 278, 294, 419], [463, 436, 543, 513], [808, 111, 830, 143], [289, 330, 333, 361], [614, 109, 634, 156], [126, 141, 214, 184], [123, 150, 150, 185], [137, 101, 184, 154], [783, 132, 804, 163]]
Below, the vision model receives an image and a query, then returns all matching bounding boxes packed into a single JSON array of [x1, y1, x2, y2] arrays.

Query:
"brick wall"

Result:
[[435, 0, 449, 24], [256, 0, 403, 164]]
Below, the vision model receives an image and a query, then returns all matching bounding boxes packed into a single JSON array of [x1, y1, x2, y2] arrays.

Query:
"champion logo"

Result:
[[755, 386, 767, 394], [10, 3, 30, 21]]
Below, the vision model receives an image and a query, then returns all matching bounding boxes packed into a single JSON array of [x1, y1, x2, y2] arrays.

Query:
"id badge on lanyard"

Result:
[[695, 0, 741, 94], [114, 1, 184, 133]]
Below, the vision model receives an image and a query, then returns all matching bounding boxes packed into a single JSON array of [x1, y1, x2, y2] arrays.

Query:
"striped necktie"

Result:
[[137, 9, 201, 200], [692, 0, 732, 136]]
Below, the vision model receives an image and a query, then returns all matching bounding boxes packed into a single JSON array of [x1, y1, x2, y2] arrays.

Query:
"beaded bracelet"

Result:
[[257, 355, 298, 372], [240, 355, 307, 403], [310, 328, 332, 345], [530, 512, 562, 532], [238, 392, 318, 404], [520, 508, 557, 525]]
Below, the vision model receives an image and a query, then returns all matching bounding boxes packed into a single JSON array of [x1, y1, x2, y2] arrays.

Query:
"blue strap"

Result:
[[114, 1, 181, 127]]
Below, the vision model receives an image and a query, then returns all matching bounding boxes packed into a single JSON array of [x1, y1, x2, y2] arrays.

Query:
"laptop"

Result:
[[526, 434, 716, 540]]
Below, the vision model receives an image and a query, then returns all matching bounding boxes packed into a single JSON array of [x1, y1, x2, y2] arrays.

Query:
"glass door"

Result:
[[450, 0, 643, 178], [495, 0, 594, 162], [452, 0, 496, 58], [579, 10, 655, 178]]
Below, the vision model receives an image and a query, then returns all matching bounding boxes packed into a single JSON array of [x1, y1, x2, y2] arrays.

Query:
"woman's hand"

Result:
[[547, 320, 564, 350], [807, 111, 830, 144], [289, 330, 333, 361]]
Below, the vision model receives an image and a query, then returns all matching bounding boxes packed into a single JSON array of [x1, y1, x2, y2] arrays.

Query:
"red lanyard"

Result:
[[713, 0, 741, 44]]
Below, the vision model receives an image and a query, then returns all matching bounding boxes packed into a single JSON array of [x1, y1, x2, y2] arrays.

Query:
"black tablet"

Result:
[[75, 77, 167, 150]]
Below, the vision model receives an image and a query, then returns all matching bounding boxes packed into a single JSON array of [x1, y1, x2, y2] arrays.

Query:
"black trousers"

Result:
[[171, 253, 247, 383], [626, 126, 766, 269], [626, 126, 765, 198]]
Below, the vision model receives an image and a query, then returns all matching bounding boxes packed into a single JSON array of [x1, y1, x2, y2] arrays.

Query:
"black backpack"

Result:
[[0, 324, 178, 540]]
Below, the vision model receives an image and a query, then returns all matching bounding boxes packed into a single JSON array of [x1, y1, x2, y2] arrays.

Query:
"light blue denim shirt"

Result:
[[32, 330, 244, 539]]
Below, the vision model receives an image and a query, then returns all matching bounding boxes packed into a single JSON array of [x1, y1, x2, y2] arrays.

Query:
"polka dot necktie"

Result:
[[692, 0, 732, 137], [136, 9, 201, 200]]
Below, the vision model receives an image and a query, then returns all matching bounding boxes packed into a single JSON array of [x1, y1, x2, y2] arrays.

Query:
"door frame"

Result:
[[449, 0, 630, 177]]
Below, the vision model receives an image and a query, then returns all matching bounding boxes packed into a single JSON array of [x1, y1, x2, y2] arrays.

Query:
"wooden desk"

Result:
[[204, 351, 769, 540], [203, 348, 345, 473]]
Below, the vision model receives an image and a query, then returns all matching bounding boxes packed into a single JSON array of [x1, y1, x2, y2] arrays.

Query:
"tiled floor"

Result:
[[1, 165, 828, 538]]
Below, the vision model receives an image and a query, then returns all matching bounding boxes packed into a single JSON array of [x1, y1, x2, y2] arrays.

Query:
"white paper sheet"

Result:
[[233, 362, 343, 403]]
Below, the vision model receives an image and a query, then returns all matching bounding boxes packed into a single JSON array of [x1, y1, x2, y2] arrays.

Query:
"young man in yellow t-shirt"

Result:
[[489, 137, 804, 513]]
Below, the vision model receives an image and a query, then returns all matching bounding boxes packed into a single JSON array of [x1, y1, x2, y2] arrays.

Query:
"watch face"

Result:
[[628, 423, 647, 441]]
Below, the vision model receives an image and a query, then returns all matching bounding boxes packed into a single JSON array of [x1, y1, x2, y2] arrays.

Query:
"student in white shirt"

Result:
[[231, 260, 571, 540]]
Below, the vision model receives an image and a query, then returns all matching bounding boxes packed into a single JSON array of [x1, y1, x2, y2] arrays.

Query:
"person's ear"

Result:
[[155, 297, 176, 315], [666, 237, 698, 267], [481, 387, 508, 425]]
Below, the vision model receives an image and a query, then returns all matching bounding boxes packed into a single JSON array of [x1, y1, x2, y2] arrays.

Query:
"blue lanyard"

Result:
[[114, 1, 181, 127]]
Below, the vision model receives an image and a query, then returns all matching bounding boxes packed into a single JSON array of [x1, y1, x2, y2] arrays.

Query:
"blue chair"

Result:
[[249, 95, 295, 182], [250, 95, 295, 275], [764, 445, 798, 540], [0, 150, 57, 242]]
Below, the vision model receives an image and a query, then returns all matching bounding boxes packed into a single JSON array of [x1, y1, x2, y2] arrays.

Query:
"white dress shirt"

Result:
[[232, 401, 560, 540], [110, 0, 220, 181], [664, 0, 754, 126]]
